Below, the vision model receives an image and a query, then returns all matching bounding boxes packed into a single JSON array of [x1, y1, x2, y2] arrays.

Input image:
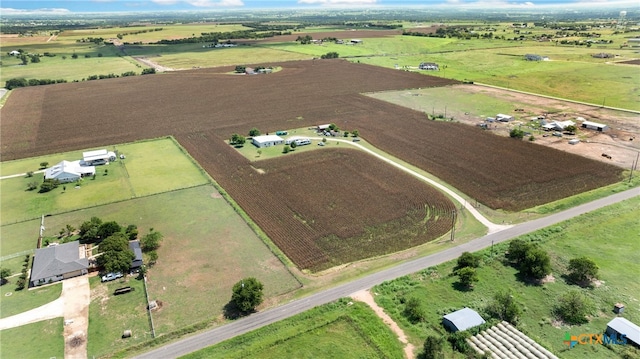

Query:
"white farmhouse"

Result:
[[252, 135, 284, 148], [45, 160, 95, 183]]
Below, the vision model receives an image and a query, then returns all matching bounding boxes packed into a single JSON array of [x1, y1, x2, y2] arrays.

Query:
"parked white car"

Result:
[[101, 272, 123, 282]]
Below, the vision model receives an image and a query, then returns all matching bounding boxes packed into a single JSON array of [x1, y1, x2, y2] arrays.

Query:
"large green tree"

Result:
[[456, 267, 479, 289], [0, 268, 11, 285], [141, 229, 163, 252], [97, 221, 122, 240], [521, 247, 551, 280], [98, 233, 134, 274], [79, 216, 103, 242], [568, 257, 599, 285], [421, 335, 444, 359], [555, 290, 594, 325], [231, 277, 264, 314], [485, 291, 521, 324], [454, 251, 480, 271]]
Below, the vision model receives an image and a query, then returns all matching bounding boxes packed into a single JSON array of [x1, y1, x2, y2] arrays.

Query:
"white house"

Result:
[[252, 135, 284, 148], [45, 160, 95, 183], [82, 149, 116, 166], [496, 114, 514, 122]]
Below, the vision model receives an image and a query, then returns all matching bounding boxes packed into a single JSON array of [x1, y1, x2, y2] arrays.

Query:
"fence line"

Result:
[[142, 274, 156, 338], [0, 249, 35, 262]]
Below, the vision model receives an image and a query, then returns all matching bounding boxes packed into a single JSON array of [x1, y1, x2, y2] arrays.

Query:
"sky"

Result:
[[1, 0, 637, 14]]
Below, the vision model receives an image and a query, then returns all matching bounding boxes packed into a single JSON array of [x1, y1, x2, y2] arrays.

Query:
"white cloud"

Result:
[[0, 7, 71, 15], [298, 0, 378, 6], [151, 0, 244, 7]]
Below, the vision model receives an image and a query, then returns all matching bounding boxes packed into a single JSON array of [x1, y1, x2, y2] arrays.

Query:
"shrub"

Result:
[[455, 252, 480, 271], [39, 179, 60, 193], [568, 257, 599, 285], [555, 290, 594, 325], [403, 296, 426, 323], [485, 291, 521, 324]]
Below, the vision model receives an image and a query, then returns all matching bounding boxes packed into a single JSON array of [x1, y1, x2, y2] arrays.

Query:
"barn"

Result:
[[581, 120, 609, 132], [45, 160, 95, 183], [443, 308, 486, 332], [83, 149, 116, 165], [252, 135, 284, 148], [30, 241, 88, 287], [607, 317, 640, 347]]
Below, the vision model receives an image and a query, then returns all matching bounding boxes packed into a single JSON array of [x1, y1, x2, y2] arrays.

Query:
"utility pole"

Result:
[[450, 209, 457, 242]]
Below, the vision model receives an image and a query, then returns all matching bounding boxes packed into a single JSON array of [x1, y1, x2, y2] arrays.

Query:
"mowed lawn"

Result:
[[0, 282, 62, 319], [142, 185, 301, 334], [87, 275, 150, 359], [0, 137, 209, 225], [372, 196, 640, 359], [183, 300, 404, 359], [0, 318, 64, 359]]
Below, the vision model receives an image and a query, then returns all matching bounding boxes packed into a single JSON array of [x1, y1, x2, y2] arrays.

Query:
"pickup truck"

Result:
[[101, 272, 123, 282]]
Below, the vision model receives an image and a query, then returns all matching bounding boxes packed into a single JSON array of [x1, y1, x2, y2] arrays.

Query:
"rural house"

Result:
[[606, 317, 640, 347], [30, 241, 88, 287], [82, 149, 116, 166], [443, 308, 486, 332], [496, 114, 514, 122], [581, 120, 609, 132], [45, 160, 95, 183], [129, 240, 143, 271], [252, 134, 284, 148], [542, 120, 575, 131], [419, 62, 439, 70]]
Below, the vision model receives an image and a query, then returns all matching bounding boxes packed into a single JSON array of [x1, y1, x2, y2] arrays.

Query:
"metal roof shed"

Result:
[[607, 317, 640, 347], [443, 308, 486, 332]]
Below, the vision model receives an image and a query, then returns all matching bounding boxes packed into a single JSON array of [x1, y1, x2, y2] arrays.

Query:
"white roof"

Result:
[[252, 135, 283, 143], [608, 317, 640, 345], [443, 308, 486, 331], [317, 124, 331, 129], [554, 120, 575, 128], [582, 120, 607, 128], [45, 160, 95, 180], [496, 114, 513, 118], [83, 149, 108, 158]]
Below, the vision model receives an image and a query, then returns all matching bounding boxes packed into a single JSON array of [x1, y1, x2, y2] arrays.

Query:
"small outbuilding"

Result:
[[607, 317, 640, 347], [419, 62, 439, 70], [581, 120, 609, 132], [83, 149, 116, 166], [496, 114, 514, 122], [129, 240, 143, 271], [443, 307, 486, 332], [252, 135, 284, 148], [45, 160, 95, 183]]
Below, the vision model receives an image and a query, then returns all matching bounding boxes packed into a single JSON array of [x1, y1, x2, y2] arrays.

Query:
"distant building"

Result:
[[542, 120, 575, 131], [252, 135, 284, 148], [443, 308, 486, 332], [350, 39, 363, 44], [581, 120, 609, 132], [82, 149, 116, 166], [419, 62, 439, 70], [45, 160, 95, 183], [30, 241, 88, 287], [496, 114, 514, 122], [9, 50, 20, 56]]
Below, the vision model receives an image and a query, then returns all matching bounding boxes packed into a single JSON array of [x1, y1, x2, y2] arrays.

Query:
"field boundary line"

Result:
[[0, 249, 35, 261], [473, 82, 640, 115]]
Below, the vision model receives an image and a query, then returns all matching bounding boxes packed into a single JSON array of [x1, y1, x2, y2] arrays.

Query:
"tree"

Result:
[[509, 128, 524, 139], [20, 55, 28, 65], [351, 129, 359, 137], [290, 141, 297, 149], [0, 268, 11, 285], [421, 335, 444, 359], [39, 179, 60, 193], [141, 68, 156, 75], [141, 230, 163, 252], [456, 267, 479, 288], [248, 128, 260, 137], [231, 277, 264, 313], [64, 224, 76, 238], [403, 296, 426, 323], [521, 247, 551, 280], [320, 52, 339, 59], [30, 55, 40, 63], [506, 239, 530, 266], [98, 233, 134, 274], [555, 290, 593, 325], [568, 257, 598, 285], [79, 216, 103, 242], [283, 145, 290, 153], [97, 221, 122, 240], [71, 53, 78, 59], [5, 78, 28, 90], [39, 161, 49, 169], [234, 65, 246, 73], [455, 251, 480, 271], [147, 251, 158, 266], [565, 125, 577, 134], [485, 291, 521, 324], [125, 224, 139, 241], [27, 181, 38, 191], [230, 134, 246, 146]]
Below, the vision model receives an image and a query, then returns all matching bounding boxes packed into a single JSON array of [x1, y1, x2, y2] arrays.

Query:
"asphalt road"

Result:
[[135, 186, 639, 359]]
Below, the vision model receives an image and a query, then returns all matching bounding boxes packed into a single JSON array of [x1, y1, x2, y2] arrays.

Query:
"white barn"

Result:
[[83, 149, 116, 166], [45, 160, 95, 183], [252, 135, 284, 148], [607, 317, 640, 347], [581, 120, 609, 132]]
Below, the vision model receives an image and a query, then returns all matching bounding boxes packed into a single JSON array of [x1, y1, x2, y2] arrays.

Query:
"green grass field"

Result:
[[87, 275, 151, 358], [0, 318, 64, 358], [372, 196, 640, 359], [182, 299, 404, 359], [0, 281, 62, 319], [0, 137, 209, 225]]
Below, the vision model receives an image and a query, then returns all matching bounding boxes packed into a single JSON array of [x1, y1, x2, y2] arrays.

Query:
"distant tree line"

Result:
[[154, 29, 290, 45], [116, 27, 163, 40], [6, 68, 154, 89]]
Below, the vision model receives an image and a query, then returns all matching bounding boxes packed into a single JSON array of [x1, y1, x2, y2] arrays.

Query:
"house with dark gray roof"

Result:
[[129, 240, 143, 270], [30, 241, 88, 287], [443, 307, 486, 332]]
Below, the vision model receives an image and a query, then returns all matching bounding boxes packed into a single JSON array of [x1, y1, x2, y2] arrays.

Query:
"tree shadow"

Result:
[[513, 271, 544, 287], [559, 273, 593, 289], [223, 301, 254, 320], [451, 281, 474, 292]]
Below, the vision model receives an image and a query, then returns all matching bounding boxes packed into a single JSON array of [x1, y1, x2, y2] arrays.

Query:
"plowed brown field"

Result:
[[178, 132, 455, 271]]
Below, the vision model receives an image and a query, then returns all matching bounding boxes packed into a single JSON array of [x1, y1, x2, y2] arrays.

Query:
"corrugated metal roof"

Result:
[[443, 307, 485, 331], [607, 317, 640, 345]]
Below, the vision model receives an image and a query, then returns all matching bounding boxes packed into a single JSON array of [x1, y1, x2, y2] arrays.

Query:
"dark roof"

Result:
[[607, 317, 640, 346], [129, 240, 143, 269], [443, 308, 486, 332], [31, 241, 88, 283]]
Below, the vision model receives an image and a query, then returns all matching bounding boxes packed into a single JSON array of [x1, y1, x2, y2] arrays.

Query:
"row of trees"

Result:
[[5, 68, 154, 90]]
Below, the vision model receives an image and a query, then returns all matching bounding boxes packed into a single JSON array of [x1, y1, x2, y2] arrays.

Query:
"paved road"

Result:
[[135, 187, 639, 359]]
